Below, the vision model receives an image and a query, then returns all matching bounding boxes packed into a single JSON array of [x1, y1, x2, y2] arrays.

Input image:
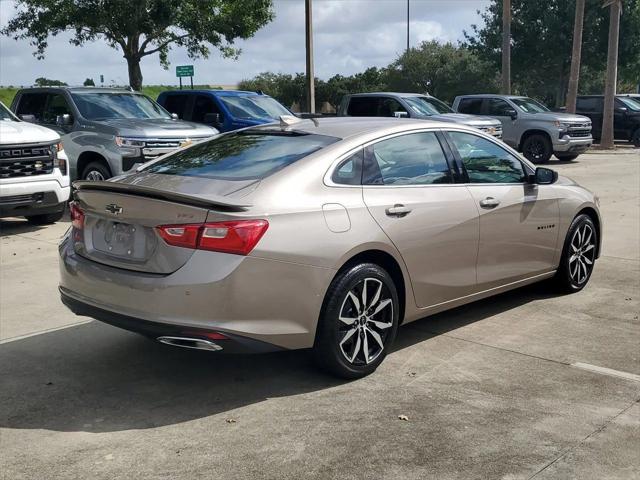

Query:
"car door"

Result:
[[445, 130, 559, 289], [362, 130, 479, 308], [484, 97, 519, 148]]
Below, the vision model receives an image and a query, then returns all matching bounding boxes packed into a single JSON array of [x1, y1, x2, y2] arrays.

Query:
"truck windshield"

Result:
[[143, 130, 338, 180], [71, 92, 171, 120], [0, 102, 17, 121], [218, 96, 290, 120], [403, 96, 453, 115], [511, 97, 550, 113]]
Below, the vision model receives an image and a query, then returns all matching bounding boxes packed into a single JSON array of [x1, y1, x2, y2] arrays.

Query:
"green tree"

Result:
[[83, 78, 95, 86], [464, 0, 640, 106], [3, 0, 274, 91], [384, 41, 499, 103], [34, 77, 67, 86]]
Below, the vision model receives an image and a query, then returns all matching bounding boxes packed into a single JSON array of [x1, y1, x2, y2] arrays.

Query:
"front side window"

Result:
[[144, 131, 339, 181], [448, 131, 526, 184], [219, 95, 290, 120], [457, 98, 483, 114], [510, 97, 550, 114], [363, 132, 451, 185], [192, 95, 222, 122], [404, 96, 453, 115], [486, 98, 513, 116], [43, 94, 73, 124], [71, 93, 170, 120]]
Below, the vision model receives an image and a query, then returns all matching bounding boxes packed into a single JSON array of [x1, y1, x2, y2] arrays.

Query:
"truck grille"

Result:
[[0, 144, 55, 178], [568, 130, 591, 138]]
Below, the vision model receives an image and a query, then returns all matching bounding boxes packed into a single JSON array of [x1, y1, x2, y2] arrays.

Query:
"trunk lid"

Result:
[[72, 180, 252, 274]]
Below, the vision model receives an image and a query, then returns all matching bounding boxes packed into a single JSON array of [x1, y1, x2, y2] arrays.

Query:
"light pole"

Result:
[[305, 0, 315, 114]]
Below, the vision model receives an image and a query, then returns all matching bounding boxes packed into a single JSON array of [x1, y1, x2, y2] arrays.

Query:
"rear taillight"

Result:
[[69, 201, 85, 229], [156, 220, 269, 256]]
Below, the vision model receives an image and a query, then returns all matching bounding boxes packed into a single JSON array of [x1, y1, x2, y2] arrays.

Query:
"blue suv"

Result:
[[157, 90, 291, 132]]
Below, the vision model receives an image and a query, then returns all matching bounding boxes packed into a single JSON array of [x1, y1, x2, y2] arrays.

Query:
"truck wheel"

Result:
[[632, 129, 640, 148], [26, 209, 65, 225], [82, 162, 111, 181], [555, 153, 579, 161], [522, 134, 552, 163]]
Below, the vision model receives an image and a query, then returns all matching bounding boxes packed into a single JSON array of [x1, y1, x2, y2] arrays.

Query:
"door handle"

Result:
[[385, 204, 412, 217], [479, 197, 500, 209]]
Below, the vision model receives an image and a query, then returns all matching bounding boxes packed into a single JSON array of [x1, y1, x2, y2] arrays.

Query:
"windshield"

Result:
[[403, 96, 453, 116], [143, 130, 339, 180], [0, 102, 17, 121], [618, 97, 640, 111], [218, 96, 290, 120], [511, 97, 550, 113], [71, 92, 171, 120]]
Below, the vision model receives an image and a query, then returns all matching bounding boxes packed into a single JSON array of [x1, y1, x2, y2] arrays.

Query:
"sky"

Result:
[[0, 0, 490, 87]]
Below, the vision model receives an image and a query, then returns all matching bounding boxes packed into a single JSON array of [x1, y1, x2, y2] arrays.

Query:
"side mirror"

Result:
[[394, 111, 409, 118], [170, 113, 179, 120], [56, 114, 72, 126], [505, 108, 518, 120], [19, 114, 37, 123], [532, 167, 558, 185], [203, 113, 222, 126]]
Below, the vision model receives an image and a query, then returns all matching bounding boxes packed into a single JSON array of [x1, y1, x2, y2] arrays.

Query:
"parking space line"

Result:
[[571, 362, 640, 383], [0, 319, 93, 345]]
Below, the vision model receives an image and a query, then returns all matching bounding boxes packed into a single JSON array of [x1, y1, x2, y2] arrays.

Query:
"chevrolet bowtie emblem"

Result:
[[105, 204, 123, 215]]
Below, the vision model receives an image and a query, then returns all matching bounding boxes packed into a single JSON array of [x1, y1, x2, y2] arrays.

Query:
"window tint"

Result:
[[363, 132, 451, 185], [144, 131, 339, 181], [448, 131, 525, 184], [16, 93, 48, 121], [331, 150, 363, 185], [347, 97, 379, 116], [457, 98, 483, 114], [576, 97, 603, 113], [378, 98, 407, 117], [192, 95, 221, 123], [162, 94, 190, 118], [486, 98, 513, 116], [43, 94, 73, 124], [510, 97, 550, 113]]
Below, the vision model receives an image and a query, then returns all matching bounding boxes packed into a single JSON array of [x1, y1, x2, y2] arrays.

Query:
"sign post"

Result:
[[176, 65, 195, 90]]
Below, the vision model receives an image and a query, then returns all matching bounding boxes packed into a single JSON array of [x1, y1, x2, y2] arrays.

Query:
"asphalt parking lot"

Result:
[[1, 148, 639, 480]]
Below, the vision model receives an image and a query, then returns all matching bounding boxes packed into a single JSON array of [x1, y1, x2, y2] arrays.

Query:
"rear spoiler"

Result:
[[73, 181, 252, 211]]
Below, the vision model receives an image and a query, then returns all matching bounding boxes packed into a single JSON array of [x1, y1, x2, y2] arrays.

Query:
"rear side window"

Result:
[[331, 150, 363, 185], [347, 97, 380, 116], [162, 94, 190, 118], [15, 93, 48, 121], [144, 131, 339, 180], [457, 98, 483, 114], [576, 97, 603, 113], [363, 132, 451, 185]]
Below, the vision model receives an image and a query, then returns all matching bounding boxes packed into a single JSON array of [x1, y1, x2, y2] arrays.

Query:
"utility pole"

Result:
[[566, 0, 586, 113], [501, 0, 511, 95], [406, 0, 410, 52], [305, 0, 315, 114], [601, 0, 622, 149]]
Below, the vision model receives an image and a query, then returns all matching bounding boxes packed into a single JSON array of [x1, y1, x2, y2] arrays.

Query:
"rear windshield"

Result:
[[143, 131, 339, 180]]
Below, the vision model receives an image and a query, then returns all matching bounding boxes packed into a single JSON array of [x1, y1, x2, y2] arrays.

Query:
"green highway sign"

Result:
[[176, 65, 194, 77]]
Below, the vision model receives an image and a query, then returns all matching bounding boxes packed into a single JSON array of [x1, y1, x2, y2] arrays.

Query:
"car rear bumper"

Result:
[[58, 232, 336, 350]]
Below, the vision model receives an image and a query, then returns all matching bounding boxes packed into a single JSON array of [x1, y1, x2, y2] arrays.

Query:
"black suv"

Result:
[[575, 95, 640, 146]]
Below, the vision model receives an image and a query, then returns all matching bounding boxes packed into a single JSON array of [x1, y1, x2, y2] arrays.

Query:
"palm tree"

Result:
[[601, 0, 622, 148], [566, 0, 586, 113], [502, 0, 511, 94]]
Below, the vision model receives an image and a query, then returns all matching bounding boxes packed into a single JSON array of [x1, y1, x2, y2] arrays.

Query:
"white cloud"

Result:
[[0, 0, 488, 87]]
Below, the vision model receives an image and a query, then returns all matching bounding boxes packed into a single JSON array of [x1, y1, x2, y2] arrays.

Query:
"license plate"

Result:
[[92, 219, 147, 260]]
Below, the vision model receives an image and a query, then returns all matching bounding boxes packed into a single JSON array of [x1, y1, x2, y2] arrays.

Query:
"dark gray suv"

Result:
[[11, 87, 218, 180]]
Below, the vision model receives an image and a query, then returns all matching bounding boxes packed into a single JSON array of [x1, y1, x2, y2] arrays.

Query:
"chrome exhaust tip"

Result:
[[157, 336, 223, 352]]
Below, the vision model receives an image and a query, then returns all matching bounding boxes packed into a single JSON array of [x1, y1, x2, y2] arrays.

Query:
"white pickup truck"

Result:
[[1, 101, 69, 224]]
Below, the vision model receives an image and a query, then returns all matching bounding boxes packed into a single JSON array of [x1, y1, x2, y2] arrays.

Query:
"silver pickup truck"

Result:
[[452, 94, 593, 163], [11, 87, 218, 180]]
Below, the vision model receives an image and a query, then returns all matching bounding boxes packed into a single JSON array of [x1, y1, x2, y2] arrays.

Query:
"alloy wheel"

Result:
[[525, 139, 544, 161], [569, 223, 596, 285], [337, 277, 393, 365], [85, 170, 105, 181]]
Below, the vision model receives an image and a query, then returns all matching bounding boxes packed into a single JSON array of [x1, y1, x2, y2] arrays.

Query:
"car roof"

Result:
[[250, 116, 469, 140], [455, 94, 528, 100], [161, 89, 269, 97], [348, 92, 429, 98], [17, 86, 140, 94]]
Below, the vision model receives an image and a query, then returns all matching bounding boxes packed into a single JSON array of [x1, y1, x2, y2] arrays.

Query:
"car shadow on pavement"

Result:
[[0, 218, 51, 236], [0, 282, 554, 434]]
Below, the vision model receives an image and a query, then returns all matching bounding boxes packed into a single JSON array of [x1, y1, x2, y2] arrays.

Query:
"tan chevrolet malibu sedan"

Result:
[[59, 117, 601, 378]]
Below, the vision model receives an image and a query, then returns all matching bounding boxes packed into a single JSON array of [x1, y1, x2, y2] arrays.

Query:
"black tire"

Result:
[[26, 208, 65, 225], [632, 128, 640, 148], [82, 161, 111, 181], [313, 263, 399, 379], [555, 153, 579, 161], [522, 134, 553, 163], [553, 214, 597, 293]]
